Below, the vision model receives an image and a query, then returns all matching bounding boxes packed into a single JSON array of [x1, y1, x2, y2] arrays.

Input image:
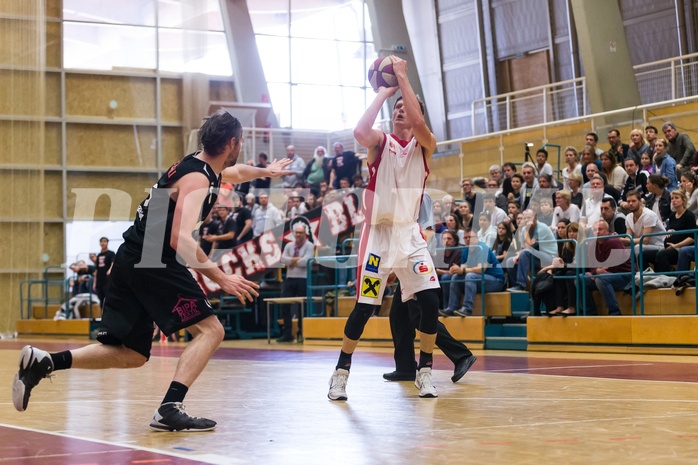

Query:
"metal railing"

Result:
[[469, 52, 698, 136]]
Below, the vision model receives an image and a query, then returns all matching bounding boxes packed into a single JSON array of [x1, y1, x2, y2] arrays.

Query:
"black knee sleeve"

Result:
[[415, 289, 439, 335], [344, 303, 376, 340]]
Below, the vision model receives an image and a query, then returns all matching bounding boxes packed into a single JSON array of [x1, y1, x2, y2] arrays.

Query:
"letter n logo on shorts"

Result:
[[361, 277, 381, 298], [365, 253, 381, 273]]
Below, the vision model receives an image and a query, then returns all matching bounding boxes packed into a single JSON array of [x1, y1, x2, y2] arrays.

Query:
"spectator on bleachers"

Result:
[[244, 193, 258, 216], [477, 212, 496, 248], [205, 204, 236, 261], [508, 173, 524, 205], [197, 209, 219, 258], [600, 197, 627, 235], [492, 220, 513, 263], [276, 222, 315, 343], [444, 228, 506, 317], [281, 145, 306, 188], [551, 190, 581, 231], [581, 145, 601, 183], [69, 260, 95, 296], [538, 173, 559, 205], [303, 146, 330, 189], [568, 173, 584, 208], [662, 121, 697, 173], [652, 189, 696, 273], [554, 218, 570, 257], [512, 211, 527, 251], [645, 125, 659, 155], [507, 199, 521, 224], [252, 152, 271, 191], [581, 174, 609, 228], [436, 230, 462, 313], [482, 192, 507, 227], [679, 171, 698, 215], [489, 164, 503, 186], [628, 129, 651, 163], [600, 151, 628, 191], [534, 148, 555, 184], [520, 162, 539, 210], [583, 220, 633, 316], [506, 209, 557, 292], [535, 221, 584, 317], [585, 132, 603, 156], [607, 128, 630, 164], [583, 162, 599, 187], [231, 193, 253, 245], [352, 174, 365, 188], [329, 142, 360, 189], [620, 157, 648, 211], [645, 174, 673, 223], [252, 191, 284, 238], [442, 194, 455, 215], [456, 201, 474, 231], [652, 139, 679, 192], [462, 178, 478, 212], [500, 162, 517, 199], [640, 152, 654, 174], [562, 147, 582, 191], [621, 190, 667, 267], [537, 197, 555, 226], [445, 214, 465, 245]]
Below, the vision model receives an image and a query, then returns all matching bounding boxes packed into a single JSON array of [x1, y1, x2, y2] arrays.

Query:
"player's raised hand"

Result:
[[220, 274, 260, 304], [266, 158, 294, 178]]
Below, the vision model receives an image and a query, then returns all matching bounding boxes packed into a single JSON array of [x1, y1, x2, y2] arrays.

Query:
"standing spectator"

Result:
[[600, 151, 628, 191], [652, 189, 696, 273], [276, 222, 315, 343], [627, 129, 650, 163], [244, 193, 258, 216], [252, 191, 284, 237], [281, 145, 306, 188], [508, 173, 524, 205], [620, 190, 666, 267], [303, 146, 330, 189], [197, 209, 220, 257], [205, 204, 236, 261], [534, 148, 555, 184], [231, 193, 253, 245], [583, 220, 633, 316], [662, 121, 697, 173], [599, 197, 627, 235], [607, 128, 630, 164], [619, 157, 648, 211], [645, 125, 659, 155], [652, 139, 678, 192], [645, 174, 673, 223], [252, 152, 271, 191], [585, 132, 603, 156], [446, 228, 506, 317], [93, 237, 115, 308], [329, 142, 359, 189], [519, 162, 539, 211], [500, 162, 517, 199]]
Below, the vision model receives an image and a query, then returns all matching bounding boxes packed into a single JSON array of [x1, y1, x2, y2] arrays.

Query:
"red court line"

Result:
[[0, 425, 202, 465]]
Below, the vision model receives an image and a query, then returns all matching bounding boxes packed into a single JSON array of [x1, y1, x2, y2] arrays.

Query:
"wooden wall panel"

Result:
[[0, 121, 62, 165], [0, 222, 63, 270], [161, 126, 186, 168], [67, 173, 158, 220], [66, 124, 158, 168], [209, 80, 237, 103], [46, 0, 62, 19], [0, 70, 61, 117], [46, 21, 61, 69], [161, 78, 183, 123], [0, 171, 62, 219], [0, 273, 31, 334], [65, 74, 156, 119]]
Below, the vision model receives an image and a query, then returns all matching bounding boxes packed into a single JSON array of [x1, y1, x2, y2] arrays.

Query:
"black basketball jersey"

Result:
[[122, 152, 221, 262]]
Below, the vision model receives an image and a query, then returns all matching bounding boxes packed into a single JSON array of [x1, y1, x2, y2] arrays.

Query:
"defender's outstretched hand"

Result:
[[219, 274, 260, 304], [266, 158, 293, 178]]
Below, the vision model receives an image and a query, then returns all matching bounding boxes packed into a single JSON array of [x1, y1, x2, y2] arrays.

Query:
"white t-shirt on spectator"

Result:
[[625, 208, 666, 248]]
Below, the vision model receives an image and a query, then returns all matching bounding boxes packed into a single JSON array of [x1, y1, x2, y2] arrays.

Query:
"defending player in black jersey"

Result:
[[12, 110, 292, 432]]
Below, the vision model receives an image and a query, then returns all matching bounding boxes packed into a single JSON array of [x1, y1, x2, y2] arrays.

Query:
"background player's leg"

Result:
[[385, 281, 418, 380]]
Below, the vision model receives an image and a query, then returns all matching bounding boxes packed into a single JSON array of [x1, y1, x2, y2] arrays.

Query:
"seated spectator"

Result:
[[583, 162, 600, 186], [508, 173, 524, 205], [554, 218, 570, 256], [619, 157, 648, 211], [585, 132, 603, 157], [640, 152, 654, 174], [69, 260, 95, 296], [444, 228, 506, 317], [600, 151, 628, 191], [492, 220, 513, 263], [231, 193, 253, 245], [244, 193, 258, 215], [645, 174, 672, 223], [305, 190, 320, 210], [352, 174, 365, 188], [568, 173, 584, 208], [507, 200, 521, 224], [562, 146, 582, 191], [489, 164, 503, 186], [476, 212, 496, 248], [445, 214, 465, 245], [581, 174, 610, 228], [276, 222, 315, 343], [607, 128, 630, 164], [652, 189, 696, 273], [662, 121, 697, 173], [442, 194, 455, 215], [535, 221, 584, 316], [534, 148, 556, 184], [537, 197, 555, 226], [582, 220, 633, 316], [435, 230, 462, 312], [600, 197, 627, 235], [551, 190, 581, 230], [645, 125, 659, 155], [506, 209, 557, 291], [581, 145, 601, 183], [482, 192, 507, 227], [520, 162, 539, 210], [456, 201, 474, 231], [628, 128, 651, 163], [620, 190, 666, 268], [500, 162, 517, 199], [652, 138, 678, 192], [680, 171, 698, 215]]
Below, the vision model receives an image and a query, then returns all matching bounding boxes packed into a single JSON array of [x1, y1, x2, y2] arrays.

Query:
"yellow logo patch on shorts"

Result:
[[361, 276, 381, 297]]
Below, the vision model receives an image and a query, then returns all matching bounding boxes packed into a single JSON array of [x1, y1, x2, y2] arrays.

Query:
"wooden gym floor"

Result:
[[2, 338, 698, 464]]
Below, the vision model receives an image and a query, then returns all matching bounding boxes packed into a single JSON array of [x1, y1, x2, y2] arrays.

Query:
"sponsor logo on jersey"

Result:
[[361, 277, 381, 298], [365, 253, 381, 273], [413, 261, 433, 275]]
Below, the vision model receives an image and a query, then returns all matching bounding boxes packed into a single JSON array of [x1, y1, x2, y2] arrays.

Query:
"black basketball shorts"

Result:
[[98, 244, 215, 359]]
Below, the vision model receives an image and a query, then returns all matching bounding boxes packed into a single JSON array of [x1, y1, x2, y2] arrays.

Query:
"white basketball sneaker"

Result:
[[328, 368, 349, 401], [13, 345, 54, 412], [415, 367, 438, 398]]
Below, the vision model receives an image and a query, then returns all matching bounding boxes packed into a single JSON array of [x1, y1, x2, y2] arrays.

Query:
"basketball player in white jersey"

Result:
[[328, 56, 441, 400]]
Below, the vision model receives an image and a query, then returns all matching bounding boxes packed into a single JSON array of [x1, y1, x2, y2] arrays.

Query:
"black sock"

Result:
[[162, 381, 189, 405], [418, 351, 433, 370], [50, 351, 72, 371], [336, 351, 352, 371]]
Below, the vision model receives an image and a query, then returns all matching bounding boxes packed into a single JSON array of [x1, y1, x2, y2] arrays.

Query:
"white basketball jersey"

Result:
[[364, 133, 429, 226]]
